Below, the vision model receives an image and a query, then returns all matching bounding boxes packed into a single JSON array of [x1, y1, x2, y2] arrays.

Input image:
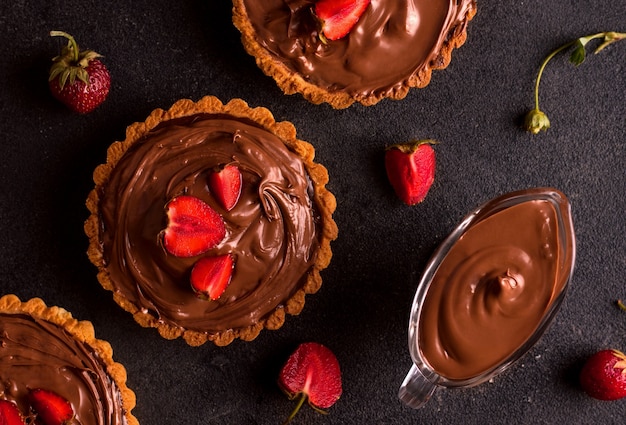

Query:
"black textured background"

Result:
[[1, 1, 625, 424]]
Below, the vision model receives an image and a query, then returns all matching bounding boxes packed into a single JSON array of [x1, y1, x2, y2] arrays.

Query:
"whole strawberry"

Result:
[[579, 349, 626, 401], [48, 31, 110, 113], [385, 139, 437, 205]]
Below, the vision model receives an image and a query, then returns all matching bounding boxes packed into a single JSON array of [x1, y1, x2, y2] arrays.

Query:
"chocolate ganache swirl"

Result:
[[235, 0, 476, 102], [0, 313, 126, 425], [97, 114, 321, 336]]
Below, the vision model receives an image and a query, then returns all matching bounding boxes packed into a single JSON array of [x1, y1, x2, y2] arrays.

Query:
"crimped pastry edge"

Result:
[[231, 0, 477, 109], [84, 95, 338, 347], [0, 294, 139, 425]]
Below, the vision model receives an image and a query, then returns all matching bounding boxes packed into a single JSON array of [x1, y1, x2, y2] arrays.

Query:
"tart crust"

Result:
[[232, 0, 477, 109], [0, 294, 138, 425], [85, 96, 338, 346]]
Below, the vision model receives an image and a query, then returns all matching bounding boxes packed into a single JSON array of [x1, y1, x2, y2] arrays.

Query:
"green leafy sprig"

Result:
[[524, 31, 626, 134]]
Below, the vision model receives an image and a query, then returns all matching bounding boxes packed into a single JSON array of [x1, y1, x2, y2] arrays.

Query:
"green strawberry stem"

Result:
[[617, 299, 626, 312], [50, 30, 79, 62], [282, 393, 307, 425], [525, 31, 626, 134], [281, 393, 330, 425]]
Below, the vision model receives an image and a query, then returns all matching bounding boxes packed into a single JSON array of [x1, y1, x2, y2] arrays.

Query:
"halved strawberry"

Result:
[[209, 164, 242, 211], [314, 0, 371, 41], [190, 254, 234, 300], [385, 139, 437, 206], [162, 196, 226, 258], [278, 342, 342, 424], [28, 389, 73, 425], [0, 400, 26, 425]]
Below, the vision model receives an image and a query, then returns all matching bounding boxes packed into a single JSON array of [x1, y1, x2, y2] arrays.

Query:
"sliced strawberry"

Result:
[[162, 196, 226, 258], [0, 400, 26, 425], [580, 349, 626, 401], [209, 164, 242, 211], [28, 389, 74, 425], [385, 139, 437, 206], [190, 254, 234, 300], [278, 342, 342, 424], [314, 0, 370, 41]]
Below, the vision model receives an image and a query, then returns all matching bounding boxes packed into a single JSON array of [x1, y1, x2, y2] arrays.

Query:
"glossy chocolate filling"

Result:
[[0, 313, 126, 425], [418, 194, 574, 380], [240, 0, 476, 98], [98, 114, 320, 334]]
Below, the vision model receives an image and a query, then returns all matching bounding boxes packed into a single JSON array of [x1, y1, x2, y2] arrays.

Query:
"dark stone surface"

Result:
[[0, 1, 625, 423]]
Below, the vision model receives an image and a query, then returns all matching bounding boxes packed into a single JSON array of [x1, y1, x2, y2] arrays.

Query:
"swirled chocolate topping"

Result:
[[98, 114, 321, 335], [238, 0, 476, 99], [0, 313, 126, 425]]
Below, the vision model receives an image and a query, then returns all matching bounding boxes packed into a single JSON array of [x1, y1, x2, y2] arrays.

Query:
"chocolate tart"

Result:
[[0, 294, 138, 425], [85, 96, 337, 346], [232, 0, 477, 108]]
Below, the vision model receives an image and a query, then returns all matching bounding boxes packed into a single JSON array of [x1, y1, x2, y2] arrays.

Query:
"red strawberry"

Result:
[[385, 139, 437, 206], [28, 389, 74, 425], [314, 0, 370, 41], [209, 164, 242, 211], [278, 342, 342, 424], [48, 30, 110, 114], [162, 196, 226, 258], [580, 349, 626, 401], [190, 254, 234, 300], [0, 400, 26, 425]]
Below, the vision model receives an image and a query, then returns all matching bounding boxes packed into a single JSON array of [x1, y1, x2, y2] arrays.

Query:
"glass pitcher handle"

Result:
[[398, 364, 438, 409]]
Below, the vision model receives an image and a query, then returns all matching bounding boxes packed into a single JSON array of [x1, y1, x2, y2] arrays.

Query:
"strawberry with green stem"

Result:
[[48, 30, 111, 114], [524, 31, 626, 134], [278, 342, 342, 424]]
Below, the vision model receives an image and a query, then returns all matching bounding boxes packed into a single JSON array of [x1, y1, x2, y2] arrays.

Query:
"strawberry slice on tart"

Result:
[[190, 254, 235, 301], [0, 400, 26, 425], [209, 163, 242, 211], [161, 195, 226, 258], [314, 0, 371, 41], [28, 388, 74, 425]]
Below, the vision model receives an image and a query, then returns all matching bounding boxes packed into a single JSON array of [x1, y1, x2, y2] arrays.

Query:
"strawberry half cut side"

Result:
[[278, 342, 342, 424], [0, 400, 26, 425], [208, 164, 242, 211], [314, 0, 371, 41], [162, 196, 226, 258], [190, 254, 234, 300], [385, 139, 437, 206], [28, 388, 74, 425]]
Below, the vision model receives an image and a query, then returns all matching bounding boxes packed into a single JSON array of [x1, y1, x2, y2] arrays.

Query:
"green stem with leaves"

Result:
[[524, 31, 626, 134]]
